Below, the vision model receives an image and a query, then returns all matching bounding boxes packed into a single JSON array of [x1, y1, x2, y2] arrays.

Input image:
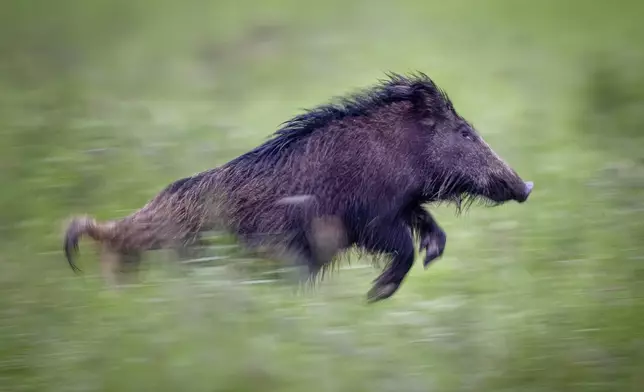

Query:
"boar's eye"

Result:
[[460, 128, 474, 140]]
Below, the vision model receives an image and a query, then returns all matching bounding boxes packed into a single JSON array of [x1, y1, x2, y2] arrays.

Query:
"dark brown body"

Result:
[[64, 72, 533, 302]]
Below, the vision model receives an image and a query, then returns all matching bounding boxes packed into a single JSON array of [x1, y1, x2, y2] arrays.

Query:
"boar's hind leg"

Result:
[[362, 221, 415, 303], [99, 246, 141, 286], [409, 206, 447, 268], [118, 252, 142, 284], [175, 234, 208, 261]]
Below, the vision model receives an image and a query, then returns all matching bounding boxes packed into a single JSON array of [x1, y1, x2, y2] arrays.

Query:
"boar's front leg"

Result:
[[362, 220, 416, 303], [409, 205, 447, 268]]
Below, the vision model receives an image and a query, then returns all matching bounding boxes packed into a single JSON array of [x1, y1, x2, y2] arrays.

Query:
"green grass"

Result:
[[1, 0, 643, 391]]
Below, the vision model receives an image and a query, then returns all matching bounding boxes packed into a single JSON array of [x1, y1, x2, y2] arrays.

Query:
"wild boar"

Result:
[[64, 72, 533, 302]]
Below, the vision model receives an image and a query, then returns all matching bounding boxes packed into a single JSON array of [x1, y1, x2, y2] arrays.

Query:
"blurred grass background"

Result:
[[1, 0, 643, 391]]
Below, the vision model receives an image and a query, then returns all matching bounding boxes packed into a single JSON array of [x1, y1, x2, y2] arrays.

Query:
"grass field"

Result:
[[1, 1, 643, 391]]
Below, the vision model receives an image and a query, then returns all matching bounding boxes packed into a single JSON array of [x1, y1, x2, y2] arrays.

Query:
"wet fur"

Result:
[[63, 72, 529, 301]]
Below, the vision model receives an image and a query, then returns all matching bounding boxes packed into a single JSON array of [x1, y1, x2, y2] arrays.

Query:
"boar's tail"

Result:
[[63, 215, 114, 273]]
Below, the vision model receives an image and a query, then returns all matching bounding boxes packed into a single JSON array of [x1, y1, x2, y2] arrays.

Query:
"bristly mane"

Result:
[[227, 72, 454, 167]]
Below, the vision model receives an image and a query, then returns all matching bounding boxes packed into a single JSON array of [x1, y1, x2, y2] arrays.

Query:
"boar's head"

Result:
[[396, 74, 534, 208]]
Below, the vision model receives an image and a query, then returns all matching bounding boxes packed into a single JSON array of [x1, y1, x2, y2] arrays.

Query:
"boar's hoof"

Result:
[[420, 231, 446, 269], [366, 282, 401, 303]]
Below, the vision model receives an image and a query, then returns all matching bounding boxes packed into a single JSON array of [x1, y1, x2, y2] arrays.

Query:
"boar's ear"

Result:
[[387, 84, 430, 117], [406, 85, 433, 118], [387, 84, 420, 113], [388, 84, 412, 98]]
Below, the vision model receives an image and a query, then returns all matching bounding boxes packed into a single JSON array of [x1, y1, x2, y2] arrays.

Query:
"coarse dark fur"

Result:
[[63, 72, 533, 302]]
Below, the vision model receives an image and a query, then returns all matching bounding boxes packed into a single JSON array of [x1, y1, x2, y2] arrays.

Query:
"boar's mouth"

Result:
[[468, 176, 533, 206], [444, 177, 533, 213], [426, 172, 533, 213]]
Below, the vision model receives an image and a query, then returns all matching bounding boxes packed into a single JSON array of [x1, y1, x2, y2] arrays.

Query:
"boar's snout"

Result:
[[483, 169, 534, 205], [516, 181, 534, 203]]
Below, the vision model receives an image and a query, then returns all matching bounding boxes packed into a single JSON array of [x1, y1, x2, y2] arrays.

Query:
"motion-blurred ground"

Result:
[[1, 1, 643, 391]]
